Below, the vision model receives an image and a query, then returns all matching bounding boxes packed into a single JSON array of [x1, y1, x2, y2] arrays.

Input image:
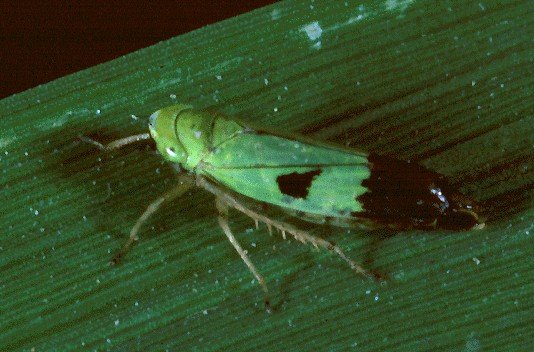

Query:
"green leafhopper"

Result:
[[84, 104, 484, 311]]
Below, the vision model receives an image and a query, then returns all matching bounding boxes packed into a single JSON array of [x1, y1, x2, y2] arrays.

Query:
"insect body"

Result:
[[150, 104, 483, 230], [89, 104, 484, 311]]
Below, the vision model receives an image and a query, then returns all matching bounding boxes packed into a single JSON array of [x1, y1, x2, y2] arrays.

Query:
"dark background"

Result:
[[1, 1, 277, 99]]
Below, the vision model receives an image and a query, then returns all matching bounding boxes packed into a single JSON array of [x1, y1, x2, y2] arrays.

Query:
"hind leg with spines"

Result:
[[197, 176, 374, 281]]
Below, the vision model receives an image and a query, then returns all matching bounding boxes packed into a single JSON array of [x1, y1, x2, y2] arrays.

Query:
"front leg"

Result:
[[112, 173, 195, 264]]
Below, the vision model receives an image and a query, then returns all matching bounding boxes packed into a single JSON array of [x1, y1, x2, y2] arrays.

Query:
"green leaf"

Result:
[[1, 1, 532, 351]]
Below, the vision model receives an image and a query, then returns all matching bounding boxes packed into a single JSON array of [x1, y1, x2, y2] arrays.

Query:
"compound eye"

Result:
[[149, 111, 159, 128], [166, 147, 177, 157]]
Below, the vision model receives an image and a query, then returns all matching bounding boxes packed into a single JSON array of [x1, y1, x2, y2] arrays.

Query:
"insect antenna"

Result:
[[79, 133, 151, 151]]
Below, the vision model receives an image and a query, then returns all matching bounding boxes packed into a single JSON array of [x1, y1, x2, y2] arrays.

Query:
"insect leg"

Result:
[[111, 174, 195, 264], [215, 197, 272, 313], [199, 176, 374, 281], [79, 133, 151, 151]]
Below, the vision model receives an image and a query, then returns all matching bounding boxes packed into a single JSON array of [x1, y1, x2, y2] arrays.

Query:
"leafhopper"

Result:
[[84, 104, 484, 311]]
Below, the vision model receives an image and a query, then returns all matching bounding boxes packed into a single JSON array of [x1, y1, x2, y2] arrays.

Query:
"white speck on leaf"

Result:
[[301, 21, 323, 41], [349, 14, 365, 23], [212, 91, 220, 102], [271, 9, 281, 20], [385, 0, 414, 13], [0, 137, 17, 148], [464, 332, 481, 352]]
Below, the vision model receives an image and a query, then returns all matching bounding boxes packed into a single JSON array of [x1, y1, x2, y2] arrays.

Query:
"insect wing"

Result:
[[201, 125, 371, 218]]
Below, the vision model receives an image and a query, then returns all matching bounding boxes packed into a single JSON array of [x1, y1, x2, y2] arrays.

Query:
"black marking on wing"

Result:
[[354, 153, 480, 230], [276, 169, 322, 199], [353, 154, 446, 227]]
